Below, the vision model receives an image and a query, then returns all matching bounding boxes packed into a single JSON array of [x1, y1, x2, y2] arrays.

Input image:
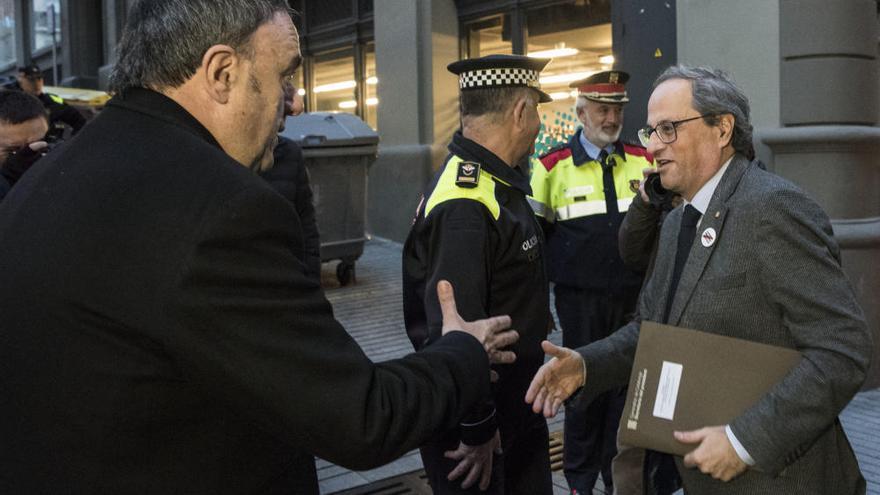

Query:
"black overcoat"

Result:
[[0, 88, 490, 494]]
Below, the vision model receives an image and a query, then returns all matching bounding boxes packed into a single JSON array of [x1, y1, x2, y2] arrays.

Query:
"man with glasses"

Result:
[[527, 65, 870, 494], [528, 70, 652, 494], [14, 64, 86, 142]]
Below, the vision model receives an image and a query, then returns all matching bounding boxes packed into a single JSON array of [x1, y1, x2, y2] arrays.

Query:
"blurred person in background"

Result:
[[14, 63, 86, 142], [0, 90, 49, 201]]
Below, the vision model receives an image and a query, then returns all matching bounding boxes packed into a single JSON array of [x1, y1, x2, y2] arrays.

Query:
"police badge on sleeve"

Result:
[[455, 161, 481, 188]]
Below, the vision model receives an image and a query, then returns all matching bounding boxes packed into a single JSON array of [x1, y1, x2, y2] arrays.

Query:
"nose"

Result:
[[646, 132, 664, 156], [291, 94, 305, 116]]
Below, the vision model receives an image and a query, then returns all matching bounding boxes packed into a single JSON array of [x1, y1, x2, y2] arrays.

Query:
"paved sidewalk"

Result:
[[318, 238, 880, 495]]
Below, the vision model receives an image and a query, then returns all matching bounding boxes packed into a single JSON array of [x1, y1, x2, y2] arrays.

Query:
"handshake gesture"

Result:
[[524, 340, 586, 417]]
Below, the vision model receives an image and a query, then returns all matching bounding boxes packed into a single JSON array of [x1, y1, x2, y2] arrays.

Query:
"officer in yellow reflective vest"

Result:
[[529, 70, 653, 495], [403, 55, 554, 495]]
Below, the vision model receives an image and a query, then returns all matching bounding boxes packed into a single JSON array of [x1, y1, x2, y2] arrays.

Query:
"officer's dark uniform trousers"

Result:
[[402, 132, 553, 495], [532, 135, 648, 492]]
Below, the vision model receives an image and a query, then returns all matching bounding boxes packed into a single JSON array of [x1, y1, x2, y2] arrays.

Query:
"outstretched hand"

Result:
[[524, 340, 585, 417], [438, 280, 518, 366]]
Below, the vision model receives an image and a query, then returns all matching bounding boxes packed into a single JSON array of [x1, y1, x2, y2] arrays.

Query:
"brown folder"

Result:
[[618, 321, 801, 456]]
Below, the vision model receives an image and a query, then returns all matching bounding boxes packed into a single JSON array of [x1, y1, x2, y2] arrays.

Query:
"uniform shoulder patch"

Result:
[[538, 147, 572, 172], [623, 142, 654, 164], [455, 161, 481, 188]]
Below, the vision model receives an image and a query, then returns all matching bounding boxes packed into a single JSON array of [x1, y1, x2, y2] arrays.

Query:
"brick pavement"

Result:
[[318, 238, 880, 495]]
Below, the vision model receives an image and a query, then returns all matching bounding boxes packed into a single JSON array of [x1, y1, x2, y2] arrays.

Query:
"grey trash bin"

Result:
[[278, 112, 379, 285]]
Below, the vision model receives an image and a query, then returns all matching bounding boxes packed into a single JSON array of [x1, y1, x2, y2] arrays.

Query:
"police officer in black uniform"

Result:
[[402, 55, 554, 495], [14, 64, 86, 142]]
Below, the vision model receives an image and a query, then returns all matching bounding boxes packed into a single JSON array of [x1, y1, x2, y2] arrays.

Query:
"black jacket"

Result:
[[0, 173, 9, 201], [0, 88, 491, 494], [403, 132, 551, 444], [37, 91, 87, 141], [259, 136, 321, 280]]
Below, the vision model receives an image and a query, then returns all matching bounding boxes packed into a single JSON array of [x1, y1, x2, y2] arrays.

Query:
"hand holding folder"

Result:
[[619, 321, 801, 457]]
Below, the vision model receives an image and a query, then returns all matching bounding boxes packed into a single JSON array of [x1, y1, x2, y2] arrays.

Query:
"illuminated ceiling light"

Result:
[[314, 80, 356, 93], [528, 47, 579, 59], [540, 71, 595, 85], [367, 76, 378, 85], [339, 98, 378, 109], [549, 92, 573, 101], [599, 55, 615, 65], [296, 88, 306, 96]]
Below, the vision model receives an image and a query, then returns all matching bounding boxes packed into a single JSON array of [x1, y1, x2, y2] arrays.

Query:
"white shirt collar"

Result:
[[578, 129, 614, 161], [685, 156, 733, 216]]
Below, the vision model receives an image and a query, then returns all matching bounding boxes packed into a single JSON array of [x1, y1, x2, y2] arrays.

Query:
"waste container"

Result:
[[278, 112, 379, 285]]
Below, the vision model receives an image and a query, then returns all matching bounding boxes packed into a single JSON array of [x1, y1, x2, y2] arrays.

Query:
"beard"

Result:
[[598, 125, 622, 144]]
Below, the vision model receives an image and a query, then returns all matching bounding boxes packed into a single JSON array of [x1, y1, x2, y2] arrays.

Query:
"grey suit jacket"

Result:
[[577, 155, 872, 494]]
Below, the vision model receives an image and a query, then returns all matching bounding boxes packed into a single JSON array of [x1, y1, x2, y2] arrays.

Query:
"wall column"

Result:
[[369, 0, 459, 242], [762, 0, 880, 388], [59, 0, 102, 88]]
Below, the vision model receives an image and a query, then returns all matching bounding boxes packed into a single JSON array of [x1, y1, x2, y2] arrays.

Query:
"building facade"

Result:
[[1, 0, 878, 386]]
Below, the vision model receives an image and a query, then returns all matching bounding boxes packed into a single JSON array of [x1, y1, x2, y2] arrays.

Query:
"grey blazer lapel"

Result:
[[668, 155, 752, 325]]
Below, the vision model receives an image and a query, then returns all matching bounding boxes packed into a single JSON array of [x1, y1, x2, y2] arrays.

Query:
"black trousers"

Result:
[[554, 285, 639, 492], [420, 412, 552, 495]]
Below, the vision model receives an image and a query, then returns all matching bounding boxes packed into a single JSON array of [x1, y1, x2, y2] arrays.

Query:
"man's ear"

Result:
[[200, 45, 241, 104], [718, 113, 735, 148], [512, 96, 528, 130]]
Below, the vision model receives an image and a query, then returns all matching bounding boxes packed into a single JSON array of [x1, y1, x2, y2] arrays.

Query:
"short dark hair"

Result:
[[654, 65, 754, 158], [109, 0, 292, 94], [0, 90, 47, 125], [460, 87, 536, 121]]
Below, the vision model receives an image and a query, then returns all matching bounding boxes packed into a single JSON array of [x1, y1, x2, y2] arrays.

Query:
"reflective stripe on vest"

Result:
[[527, 196, 555, 221], [555, 198, 633, 221]]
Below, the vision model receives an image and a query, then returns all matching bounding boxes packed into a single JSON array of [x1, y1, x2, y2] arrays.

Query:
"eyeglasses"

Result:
[[637, 113, 714, 147]]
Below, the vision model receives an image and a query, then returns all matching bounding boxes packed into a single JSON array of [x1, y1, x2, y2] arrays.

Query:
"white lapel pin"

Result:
[[701, 227, 717, 247]]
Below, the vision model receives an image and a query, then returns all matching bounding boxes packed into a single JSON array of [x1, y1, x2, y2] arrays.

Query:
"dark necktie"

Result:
[[598, 150, 619, 214], [664, 204, 701, 323]]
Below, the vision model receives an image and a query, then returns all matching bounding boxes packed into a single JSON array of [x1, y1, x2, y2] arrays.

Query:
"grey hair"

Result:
[[574, 95, 588, 115], [109, 0, 291, 95], [654, 65, 754, 158]]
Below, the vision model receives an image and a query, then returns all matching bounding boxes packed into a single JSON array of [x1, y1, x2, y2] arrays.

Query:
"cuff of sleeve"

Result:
[[726, 424, 756, 466], [460, 409, 497, 446]]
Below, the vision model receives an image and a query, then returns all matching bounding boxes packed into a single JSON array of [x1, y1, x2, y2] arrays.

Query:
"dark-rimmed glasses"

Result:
[[637, 113, 714, 147]]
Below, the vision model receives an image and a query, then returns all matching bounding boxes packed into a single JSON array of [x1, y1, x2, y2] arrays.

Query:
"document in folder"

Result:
[[618, 321, 801, 456]]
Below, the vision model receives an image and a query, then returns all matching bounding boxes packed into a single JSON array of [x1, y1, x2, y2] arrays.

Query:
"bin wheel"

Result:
[[336, 261, 356, 286]]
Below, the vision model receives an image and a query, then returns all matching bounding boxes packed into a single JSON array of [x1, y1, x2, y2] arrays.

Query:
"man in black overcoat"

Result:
[[0, 1, 518, 493]]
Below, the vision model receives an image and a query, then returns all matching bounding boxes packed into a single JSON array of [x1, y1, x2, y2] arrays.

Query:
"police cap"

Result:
[[18, 64, 43, 80], [570, 70, 630, 104], [448, 54, 553, 103]]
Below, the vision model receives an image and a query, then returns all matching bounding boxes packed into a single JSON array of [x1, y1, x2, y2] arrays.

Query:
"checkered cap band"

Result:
[[459, 68, 540, 90]]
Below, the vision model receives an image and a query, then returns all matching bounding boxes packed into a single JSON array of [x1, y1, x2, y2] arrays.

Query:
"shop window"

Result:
[[31, 0, 61, 53], [364, 43, 377, 129], [464, 15, 512, 58], [526, 2, 612, 154], [0, 0, 15, 68], [313, 48, 356, 115]]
